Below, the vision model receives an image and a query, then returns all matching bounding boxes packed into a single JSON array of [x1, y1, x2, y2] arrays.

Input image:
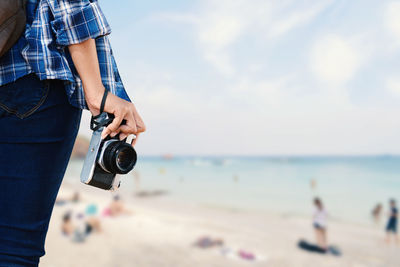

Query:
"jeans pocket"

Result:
[[0, 74, 50, 119]]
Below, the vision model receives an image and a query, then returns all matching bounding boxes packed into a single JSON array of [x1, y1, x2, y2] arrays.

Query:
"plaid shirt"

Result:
[[0, 0, 130, 109]]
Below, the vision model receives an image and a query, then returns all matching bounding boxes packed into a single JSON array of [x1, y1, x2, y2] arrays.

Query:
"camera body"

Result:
[[80, 113, 137, 191]]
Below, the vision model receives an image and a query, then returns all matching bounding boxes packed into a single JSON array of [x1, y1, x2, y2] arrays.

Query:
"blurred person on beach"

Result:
[[61, 210, 101, 242], [313, 198, 328, 250], [104, 195, 132, 217], [310, 178, 317, 191], [385, 199, 398, 245], [71, 191, 81, 203], [61, 212, 75, 236], [86, 204, 102, 233], [0, 0, 145, 265], [372, 203, 383, 225]]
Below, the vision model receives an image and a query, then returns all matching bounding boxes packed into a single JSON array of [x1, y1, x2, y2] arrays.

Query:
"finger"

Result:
[[134, 116, 144, 131], [110, 130, 120, 138], [118, 124, 137, 135], [119, 133, 128, 140], [105, 113, 124, 136], [101, 127, 114, 139], [102, 128, 120, 139], [132, 113, 146, 133], [101, 128, 108, 139], [136, 122, 146, 133], [124, 111, 137, 130]]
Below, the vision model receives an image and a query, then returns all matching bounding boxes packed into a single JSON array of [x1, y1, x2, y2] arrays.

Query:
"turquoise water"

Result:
[[65, 156, 400, 225]]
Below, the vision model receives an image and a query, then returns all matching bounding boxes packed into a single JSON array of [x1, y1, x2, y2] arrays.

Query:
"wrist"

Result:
[[84, 84, 105, 110]]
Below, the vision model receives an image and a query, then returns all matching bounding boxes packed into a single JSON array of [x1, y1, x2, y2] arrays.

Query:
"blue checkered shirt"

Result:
[[0, 0, 130, 109]]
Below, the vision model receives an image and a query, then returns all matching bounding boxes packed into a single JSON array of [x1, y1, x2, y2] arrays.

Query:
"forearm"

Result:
[[62, 6, 145, 142], [68, 38, 146, 141], [68, 38, 104, 110]]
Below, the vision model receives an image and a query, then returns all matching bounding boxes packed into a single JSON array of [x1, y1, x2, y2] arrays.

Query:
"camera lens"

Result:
[[102, 141, 137, 174], [116, 146, 135, 171]]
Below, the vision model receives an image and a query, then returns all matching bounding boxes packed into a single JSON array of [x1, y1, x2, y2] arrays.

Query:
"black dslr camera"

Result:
[[80, 92, 137, 190]]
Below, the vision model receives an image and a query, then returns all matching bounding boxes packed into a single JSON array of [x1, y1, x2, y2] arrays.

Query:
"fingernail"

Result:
[[119, 134, 127, 140], [110, 132, 117, 137]]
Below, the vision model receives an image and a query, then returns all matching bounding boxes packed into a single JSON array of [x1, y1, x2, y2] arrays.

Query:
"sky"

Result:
[[79, 0, 400, 156]]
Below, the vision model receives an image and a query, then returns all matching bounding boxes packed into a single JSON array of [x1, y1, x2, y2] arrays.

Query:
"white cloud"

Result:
[[267, 1, 333, 38], [384, 1, 400, 45], [156, 0, 333, 76], [198, 14, 244, 48], [310, 34, 360, 85]]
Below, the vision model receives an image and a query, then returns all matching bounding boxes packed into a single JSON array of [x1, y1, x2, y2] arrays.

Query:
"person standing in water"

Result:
[[372, 203, 383, 225], [313, 198, 328, 250], [385, 199, 398, 245]]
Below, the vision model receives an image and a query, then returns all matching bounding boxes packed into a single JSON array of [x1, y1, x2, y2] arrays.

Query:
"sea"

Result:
[[64, 156, 400, 225]]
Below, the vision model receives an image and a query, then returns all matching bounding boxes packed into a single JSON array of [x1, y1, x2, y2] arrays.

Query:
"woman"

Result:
[[0, 0, 145, 266], [313, 197, 328, 250], [385, 199, 398, 245]]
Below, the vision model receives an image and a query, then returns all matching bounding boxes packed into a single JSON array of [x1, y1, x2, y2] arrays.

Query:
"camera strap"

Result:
[[90, 89, 113, 131]]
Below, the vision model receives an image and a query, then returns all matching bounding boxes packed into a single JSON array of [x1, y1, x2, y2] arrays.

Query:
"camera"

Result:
[[80, 112, 137, 190]]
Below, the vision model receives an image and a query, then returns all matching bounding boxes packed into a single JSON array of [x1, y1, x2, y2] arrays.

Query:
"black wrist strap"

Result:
[[90, 89, 113, 132], [99, 89, 108, 114]]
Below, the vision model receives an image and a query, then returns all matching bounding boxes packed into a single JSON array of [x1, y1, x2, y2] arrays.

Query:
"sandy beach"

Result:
[[39, 182, 399, 267]]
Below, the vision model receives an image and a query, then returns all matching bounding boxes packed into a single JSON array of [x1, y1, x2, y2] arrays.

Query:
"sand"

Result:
[[40, 182, 400, 267]]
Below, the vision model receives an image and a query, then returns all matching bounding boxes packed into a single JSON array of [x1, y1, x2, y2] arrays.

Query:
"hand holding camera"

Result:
[[86, 87, 146, 145], [81, 88, 146, 191]]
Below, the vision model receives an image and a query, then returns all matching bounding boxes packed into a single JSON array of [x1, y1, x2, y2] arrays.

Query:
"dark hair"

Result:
[[63, 212, 71, 222], [390, 199, 396, 205], [314, 197, 323, 209]]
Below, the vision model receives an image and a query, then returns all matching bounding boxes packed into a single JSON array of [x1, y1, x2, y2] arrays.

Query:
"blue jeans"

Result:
[[0, 74, 82, 266]]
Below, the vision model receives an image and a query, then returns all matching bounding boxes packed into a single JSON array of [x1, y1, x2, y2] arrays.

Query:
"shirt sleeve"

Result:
[[49, 0, 111, 46]]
